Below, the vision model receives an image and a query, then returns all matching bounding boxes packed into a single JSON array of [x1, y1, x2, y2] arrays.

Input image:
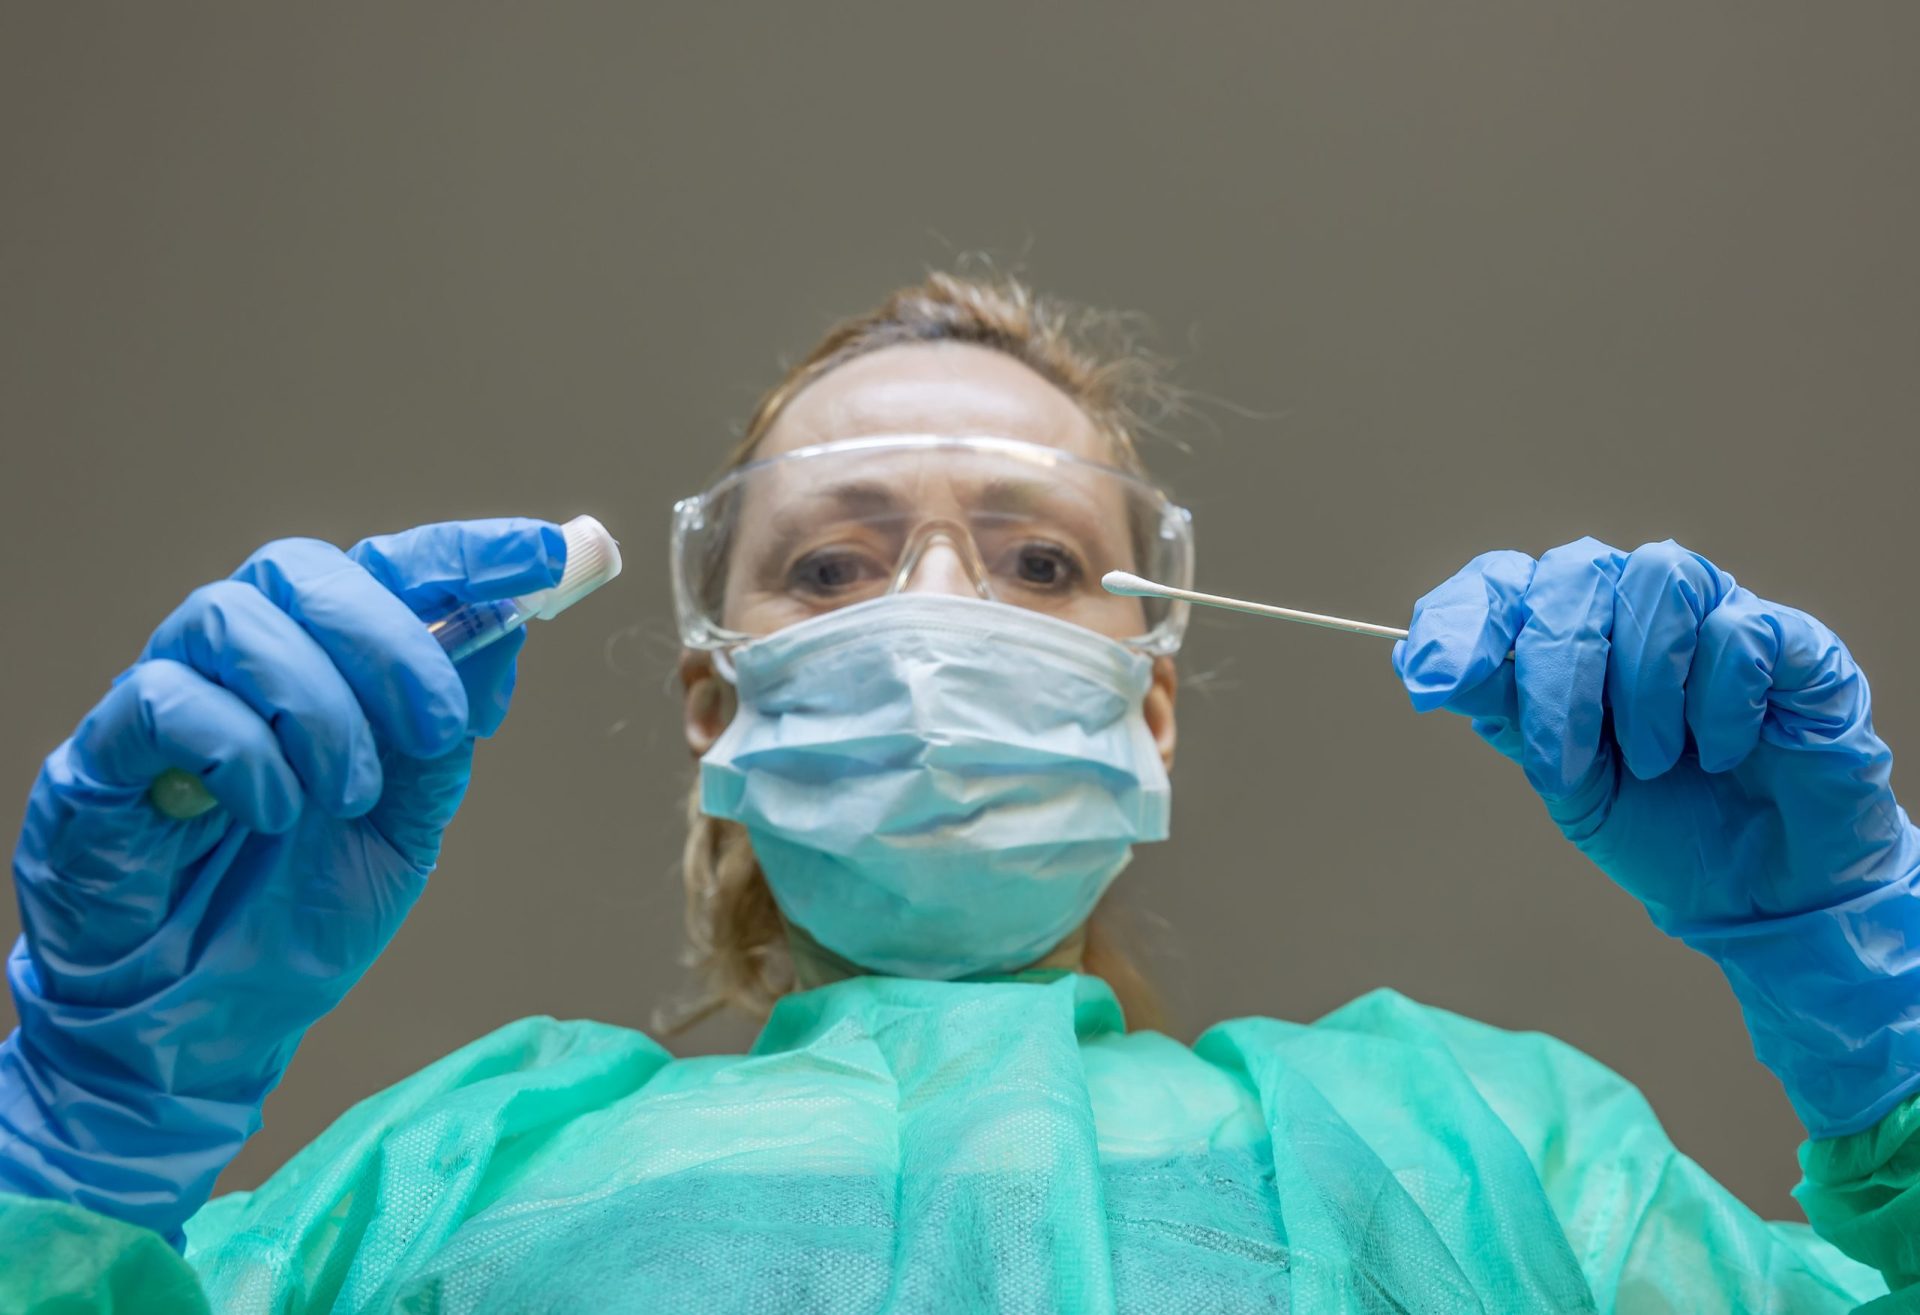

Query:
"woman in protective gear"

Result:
[[2, 274, 1911, 1312]]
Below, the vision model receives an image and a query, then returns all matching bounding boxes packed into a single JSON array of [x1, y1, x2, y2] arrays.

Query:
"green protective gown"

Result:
[[0, 973, 1906, 1313]]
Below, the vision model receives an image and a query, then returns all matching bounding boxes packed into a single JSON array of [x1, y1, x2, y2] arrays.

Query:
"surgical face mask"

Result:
[[699, 593, 1172, 980]]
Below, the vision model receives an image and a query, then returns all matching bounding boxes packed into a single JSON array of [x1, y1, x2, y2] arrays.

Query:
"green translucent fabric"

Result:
[[1801, 1095, 1920, 1312], [0, 974, 1898, 1312]]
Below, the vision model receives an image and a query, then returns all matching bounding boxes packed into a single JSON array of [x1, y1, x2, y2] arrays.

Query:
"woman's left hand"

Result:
[[1395, 537, 1920, 1135]]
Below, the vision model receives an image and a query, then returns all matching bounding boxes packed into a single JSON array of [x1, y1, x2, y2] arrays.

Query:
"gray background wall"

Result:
[[3, 4, 1915, 1217]]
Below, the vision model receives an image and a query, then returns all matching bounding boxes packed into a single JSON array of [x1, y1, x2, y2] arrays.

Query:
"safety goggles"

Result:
[[671, 435, 1195, 655]]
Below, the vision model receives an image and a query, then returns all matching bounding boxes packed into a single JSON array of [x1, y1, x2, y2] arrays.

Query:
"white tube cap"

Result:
[[517, 515, 623, 620]]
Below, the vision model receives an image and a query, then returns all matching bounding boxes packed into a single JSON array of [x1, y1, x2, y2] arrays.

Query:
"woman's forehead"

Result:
[[756, 342, 1112, 465]]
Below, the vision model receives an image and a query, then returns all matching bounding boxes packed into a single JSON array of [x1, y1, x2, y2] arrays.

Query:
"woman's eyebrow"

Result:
[[769, 479, 906, 520], [751, 481, 910, 558], [974, 476, 1078, 514]]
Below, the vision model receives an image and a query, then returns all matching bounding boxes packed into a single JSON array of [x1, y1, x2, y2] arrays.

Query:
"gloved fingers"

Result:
[[1454, 661, 1522, 759], [74, 659, 302, 833], [1706, 596, 1883, 766], [456, 624, 524, 739], [231, 538, 468, 760], [1469, 712, 1524, 760], [1762, 604, 1879, 751], [347, 518, 567, 613], [1394, 550, 1536, 713], [368, 738, 479, 867], [143, 581, 383, 818], [1685, 588, 1777, 772], [1606, 541, 1737, 781], [350, 520, 561, 738], [1447, 660, 1518, 720], [1515, 537, 1627, 798]]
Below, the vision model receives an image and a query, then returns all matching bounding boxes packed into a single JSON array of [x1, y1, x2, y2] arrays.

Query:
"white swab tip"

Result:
[[1102, 570, 1157, 598]]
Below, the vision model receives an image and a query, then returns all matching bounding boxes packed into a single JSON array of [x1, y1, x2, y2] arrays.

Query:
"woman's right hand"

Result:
[[0, 518, 565, 1242]]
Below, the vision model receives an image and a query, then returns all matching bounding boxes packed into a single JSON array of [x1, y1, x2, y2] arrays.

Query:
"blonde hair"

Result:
[[670, 271, 1173, 1034]]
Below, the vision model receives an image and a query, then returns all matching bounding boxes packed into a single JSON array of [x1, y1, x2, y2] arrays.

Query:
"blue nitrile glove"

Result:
[[1394, 537, 1920, 1138], [0, 519, 565, 1244]]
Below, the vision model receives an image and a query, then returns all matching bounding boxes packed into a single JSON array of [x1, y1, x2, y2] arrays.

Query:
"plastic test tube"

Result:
[[148, 515, 623, 821]]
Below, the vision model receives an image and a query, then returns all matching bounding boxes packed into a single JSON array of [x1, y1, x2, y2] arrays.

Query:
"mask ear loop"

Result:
[[888, 519, 997, 602]]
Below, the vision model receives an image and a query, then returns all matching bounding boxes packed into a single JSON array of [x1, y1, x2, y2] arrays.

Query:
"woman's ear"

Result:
[[1145, 656, 1178, 772], [680, 650, 735, 757]]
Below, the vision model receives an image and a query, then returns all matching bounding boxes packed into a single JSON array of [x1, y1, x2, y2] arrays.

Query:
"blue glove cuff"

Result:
[[0, 939, 282, 1245], [1677, 864, 1920, 1139]]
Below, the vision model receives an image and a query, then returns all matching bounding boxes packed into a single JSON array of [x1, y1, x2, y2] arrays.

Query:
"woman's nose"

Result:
[[892, 524, 994, 600], [901, 542, 977, 596]]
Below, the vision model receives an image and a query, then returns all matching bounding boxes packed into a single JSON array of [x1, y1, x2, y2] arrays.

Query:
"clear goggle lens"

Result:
[[671, 436, 1195, 654]]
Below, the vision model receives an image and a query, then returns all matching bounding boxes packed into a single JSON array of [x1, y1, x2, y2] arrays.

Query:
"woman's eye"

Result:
[[1011, 542, 1082, 589], [788, 549, 882, 596]]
